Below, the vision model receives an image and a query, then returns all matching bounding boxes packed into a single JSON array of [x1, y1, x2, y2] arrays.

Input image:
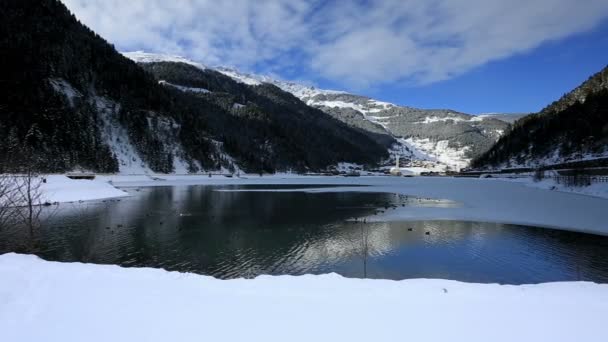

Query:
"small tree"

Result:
[[10, 172, 44, 242], [1, 142, 45, 247], [0, 174, 18, 230], [0, 172, 45, 250]]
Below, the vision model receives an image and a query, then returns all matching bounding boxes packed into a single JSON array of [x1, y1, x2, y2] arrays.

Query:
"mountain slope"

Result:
[[212, 65, 509, 170], [136, 61, 391, 171], [471, 65, 608, 169], [0, 0, 388, 174], [127, 52, 510, 170], [478, 113, 530, 124]]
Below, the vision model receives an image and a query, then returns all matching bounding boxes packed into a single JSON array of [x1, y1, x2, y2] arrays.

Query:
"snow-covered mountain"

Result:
[[208, 63, 508, 171], [125, 51, 509, 171]]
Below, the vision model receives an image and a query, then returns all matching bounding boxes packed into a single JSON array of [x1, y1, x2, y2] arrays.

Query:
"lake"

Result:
[[1, 184, 608, 284]]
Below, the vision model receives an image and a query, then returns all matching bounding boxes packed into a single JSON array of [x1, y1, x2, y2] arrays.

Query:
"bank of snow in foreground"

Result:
[[1, 253, 607, 342]]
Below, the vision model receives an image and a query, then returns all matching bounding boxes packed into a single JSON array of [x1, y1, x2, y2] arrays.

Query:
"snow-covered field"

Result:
[[1, 253, 607, 342]]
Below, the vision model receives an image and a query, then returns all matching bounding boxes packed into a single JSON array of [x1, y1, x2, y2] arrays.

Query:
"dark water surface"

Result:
[[1, 184, 608, 284]]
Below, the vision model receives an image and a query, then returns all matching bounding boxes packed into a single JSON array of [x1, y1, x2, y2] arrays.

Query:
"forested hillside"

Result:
[[140, 62, 390, 171], [0, 0, 388, 174], [471, 65, 608, 169], [198, 63, 511, 169]]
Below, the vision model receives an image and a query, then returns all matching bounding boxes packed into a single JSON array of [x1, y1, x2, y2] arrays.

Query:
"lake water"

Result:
[[1, 184, 608, 284]]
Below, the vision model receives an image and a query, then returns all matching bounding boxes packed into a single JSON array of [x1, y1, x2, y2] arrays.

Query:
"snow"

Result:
[[477, 113, 530, 124], [335, 162, 363, 172], [123, 51, 207, 70], [317, 100, 367, 112], [158, 80, 210, 93], [1, 175, 126, 206], [118, 50, 483, 171], [215, 67, 263, 85], [311, 99, 394, 117], [419, 115, 496, 124], [1, 253, 607, 342], [404, 138, 470, 170], [275, 81, 345, 99], [490, 176, 608, 200], [95, 96, 155, 174], [493, 149, 608, 170], [48, 78, 82, 107], [123, 51, 347, 101], [216, 67, 348, 101], [419, 116, 467, 124], [40, 175, 128, 203]]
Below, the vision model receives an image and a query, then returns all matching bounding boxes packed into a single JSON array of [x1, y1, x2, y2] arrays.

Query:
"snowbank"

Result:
[[1, 253, 606, 342], [494, 176, 608, 200], [40, 175, 128, 203]]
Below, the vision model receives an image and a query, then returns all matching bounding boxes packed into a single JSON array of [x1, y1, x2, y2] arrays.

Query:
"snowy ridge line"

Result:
[[124, 51, 207, 70], [122, 51, 362, 106]]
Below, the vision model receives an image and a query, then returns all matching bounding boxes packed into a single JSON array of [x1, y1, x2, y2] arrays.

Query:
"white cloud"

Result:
[[61, 0, 608, 87]]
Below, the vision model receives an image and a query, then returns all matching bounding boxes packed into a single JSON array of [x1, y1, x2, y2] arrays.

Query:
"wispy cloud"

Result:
[[61, 0, 608, 87]]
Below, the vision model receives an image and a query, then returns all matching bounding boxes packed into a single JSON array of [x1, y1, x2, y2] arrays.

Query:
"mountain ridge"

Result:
[[125, 51, 513, 171]]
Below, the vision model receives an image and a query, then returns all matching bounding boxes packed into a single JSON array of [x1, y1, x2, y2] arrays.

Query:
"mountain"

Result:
[[0, 0, 389, 174], [471, 65, 608, 169], [127, 52, 510, 171], [213, 66, 510, 170]]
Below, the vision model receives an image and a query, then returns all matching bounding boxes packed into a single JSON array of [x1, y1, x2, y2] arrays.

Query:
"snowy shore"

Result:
[[40, 175, 128, 203], [1, 253, 607, 342], [35, 174, 608, 236], [491, 176, 608, 200]]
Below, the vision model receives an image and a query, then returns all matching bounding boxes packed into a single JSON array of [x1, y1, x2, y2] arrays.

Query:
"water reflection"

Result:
[[1, 184, 607, 284]]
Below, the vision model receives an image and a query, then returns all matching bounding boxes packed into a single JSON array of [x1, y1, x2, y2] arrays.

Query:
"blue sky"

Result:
[[62, 0, 608, 114], [361, 20, 608, 114]]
